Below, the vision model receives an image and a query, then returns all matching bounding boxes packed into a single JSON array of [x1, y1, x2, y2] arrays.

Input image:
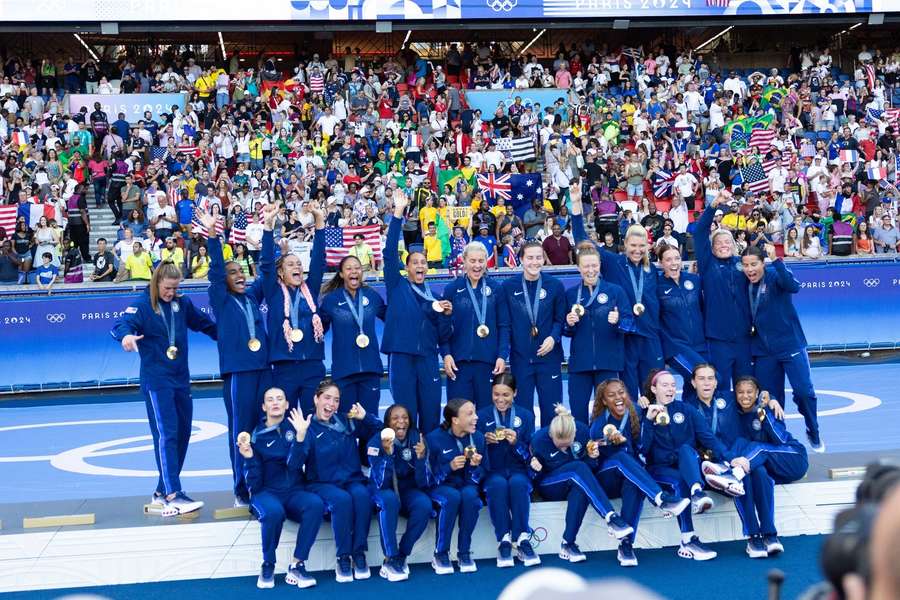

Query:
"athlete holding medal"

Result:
[[320, 254, 387, 416], [259, 203, 328, 415], [383, 191, 453, 433], [199, 209, 271, 507], [440, 241, 510, 410]]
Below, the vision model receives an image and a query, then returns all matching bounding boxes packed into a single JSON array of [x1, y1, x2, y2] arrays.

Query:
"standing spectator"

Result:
[[124, 241, 153, 281], [91, 238, 116, 282], [542, 223, 573, 265], [874, 213, 900, 253], [34, 251, 58, 292], [0, 239, 22, 283]]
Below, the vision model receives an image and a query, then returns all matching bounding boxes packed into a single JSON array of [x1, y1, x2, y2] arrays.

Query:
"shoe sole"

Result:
[[517, 552, 541, 567], [701, 460, 728, 476], [746, 547, 768, 559], [286, 574, 316, 588], [459, 565, 477, 573], [335, 572, 354, 583], [767, 545, 784, 555], [677, 547, 717, 561], [353, 569, 371, 580], [257, 578, 274, 589], [431, 560, 454, 575], [163, 501, 204, 516], [662, 498, 691, 517], [608, 525, 634, 540], [617, 555, 638, 567], [497, 557, 515, 568], [559, 551, 586, 563], [692, 498, 714, 515], [705, 474, 744, 497], [379, 566, 408, 582]]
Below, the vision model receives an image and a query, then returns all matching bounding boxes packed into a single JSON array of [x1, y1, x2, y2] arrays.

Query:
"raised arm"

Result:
[[305, 204, 327, 296], [384, 190, 409, 291]]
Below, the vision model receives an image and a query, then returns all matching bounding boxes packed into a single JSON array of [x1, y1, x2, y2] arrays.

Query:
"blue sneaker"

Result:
[[457, 551, 477, 573], [497, 540, 514, 568], [807, 431, 826, 454], [691, 491, 714, 515], [162, 492, 204, 516], [746, 535, 768, 558], [677, 536, 717, 561], [617, 539, 638, 567], [286, 562, 316, 588], [606, 513, 634, 539], [352, 552, 370, 579], [257, 562, 275, 589], [399, 553, 410, 575], [379, 556, 408, 582], [764, 535, 784, 555], [658, 493, 691, 517], [335, 555, 353, 583], [559, 541, 586, 563], [516, 538, 541, 567], [432, 551, 454, 575]]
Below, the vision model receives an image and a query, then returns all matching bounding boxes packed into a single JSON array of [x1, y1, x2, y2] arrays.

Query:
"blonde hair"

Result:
[[150, 261, 183, 313], [624, 224, 651, 269], [549, 404, 576, 441], [462, 241, 488, 261]]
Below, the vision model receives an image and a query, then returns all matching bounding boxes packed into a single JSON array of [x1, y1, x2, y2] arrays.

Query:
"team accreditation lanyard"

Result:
[[343, 289, 370, 348], [466, 278, 490, 338], [232, 295, 261, 352], [521, 275, 542, 338]]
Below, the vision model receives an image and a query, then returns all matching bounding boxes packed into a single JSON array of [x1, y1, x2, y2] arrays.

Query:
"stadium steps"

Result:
[[83, 188, 121, 278], [0, 478, 856, 592]]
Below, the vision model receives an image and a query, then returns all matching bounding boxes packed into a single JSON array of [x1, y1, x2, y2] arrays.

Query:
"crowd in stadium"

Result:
[[1, 40, 900, 289]]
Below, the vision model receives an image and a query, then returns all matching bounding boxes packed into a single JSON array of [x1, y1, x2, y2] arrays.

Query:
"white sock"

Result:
[[690, 483, 703, 495], [681, 532, 695, 545], [605, 511, 615, 522], [501, 532, 511, 544], [654, 491, 663, 506], [517, 532, 530, 544]]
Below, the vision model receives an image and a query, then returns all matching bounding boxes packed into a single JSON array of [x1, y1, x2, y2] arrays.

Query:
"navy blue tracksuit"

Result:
[[656, 272, 709, 401], [441, 275, 511, 410], [207, 236, 270, 501], [304, 412, 381, 557], [477, 404, 535, 542], [736, 406, 808, 484], [426, 428, 487, 555], [563, 280, 628, 424], [244, 420, 324, 564], [500, 274, 566, 427], [259, 229, 327, 415], [746, 259, 820, 440], [530, 422, 615, 545], [111, 291, 216, 496], [690, 392, 775, 538], [640, 400, 730, 535], [383, 217, 451, 433], [589, 410, 667, 543], [367, 430, 433, 559], [695, 206, 753, 390], [320, 286, 387, 415]]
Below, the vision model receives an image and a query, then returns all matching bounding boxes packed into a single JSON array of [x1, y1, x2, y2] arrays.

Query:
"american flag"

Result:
[[749, 129, 776, 153], [866, 64, 877, 91], [191, 209, 225, 239], [652, 169, 674, 198], [866, 107, 900, 128], [0, 205, 17, 235], [230, 210, 248, 244], [176, 144, 199, 158], [476, 172, 512, 204], [324, 225, 383, 267], [150, 146, 169, 161], [739, 160, 779, 194]]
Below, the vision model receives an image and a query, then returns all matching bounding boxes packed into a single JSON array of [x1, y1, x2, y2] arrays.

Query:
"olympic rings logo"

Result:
[[46, 313, 67, 323], [487, 0, 516, 12], [863, 278, 881, 288]]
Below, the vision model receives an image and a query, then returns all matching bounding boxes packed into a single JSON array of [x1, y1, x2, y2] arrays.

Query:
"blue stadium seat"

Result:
[[817, 131, 832, 141]]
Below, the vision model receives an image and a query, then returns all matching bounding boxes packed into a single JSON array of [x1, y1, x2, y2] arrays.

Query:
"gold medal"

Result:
[[356, 333, 370, 348], [476, 324, 490, 338], [290, 328, 303, 343], [348, 406, 359, 419], [494, 428, 507, 441], [633, 302, 645, 316], [166, 345, 178, 360], [248, 338, 261, 352], [602, 424, 618, 439], [655, 410, 670, 426], [572, 304, 585, 317], [236, 431, 251, 445], [432, 300, 444, 313], [530, 325, 539, 338], [757, 406, 767, 421], [464, 445, 477, 459], [586, 439, 598, 454]]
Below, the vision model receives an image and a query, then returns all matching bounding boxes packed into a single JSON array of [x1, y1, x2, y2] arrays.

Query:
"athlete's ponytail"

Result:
[[549, 404, 576, 441]]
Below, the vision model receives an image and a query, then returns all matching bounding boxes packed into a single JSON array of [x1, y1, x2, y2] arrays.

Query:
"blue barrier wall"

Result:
[[2, 259, 899, 391]]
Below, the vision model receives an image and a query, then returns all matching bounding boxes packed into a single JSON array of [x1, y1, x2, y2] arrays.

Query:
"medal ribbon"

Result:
[[231, 295, 257, 342], [627, 262, 644, 306], [160, 302, 176, 350], [343, 289, 366, 335], [576, 282, 602, 310], [466, 278, 489, 329], [521, 275, 542, 332]]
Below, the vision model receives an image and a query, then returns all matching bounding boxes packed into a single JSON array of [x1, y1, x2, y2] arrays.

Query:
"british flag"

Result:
[[476, 172, 512, 204], [652, 170, 675, 199]]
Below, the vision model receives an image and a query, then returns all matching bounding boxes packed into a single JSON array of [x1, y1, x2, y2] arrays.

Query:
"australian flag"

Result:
[[509, 173, 543, 217]]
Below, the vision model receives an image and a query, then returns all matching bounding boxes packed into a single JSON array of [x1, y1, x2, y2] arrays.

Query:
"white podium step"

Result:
[[0, 479, 856, 593]]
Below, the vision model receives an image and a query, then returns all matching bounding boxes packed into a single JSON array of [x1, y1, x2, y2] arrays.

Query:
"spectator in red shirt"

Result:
[[542, 223, 574, 265]]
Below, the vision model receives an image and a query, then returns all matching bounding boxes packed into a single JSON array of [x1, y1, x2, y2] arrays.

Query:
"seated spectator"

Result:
[[124, 242, 153, 281], [91, 238, 117, 282], [801, 225, 823, 259], [191, 244, 210, 280]]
